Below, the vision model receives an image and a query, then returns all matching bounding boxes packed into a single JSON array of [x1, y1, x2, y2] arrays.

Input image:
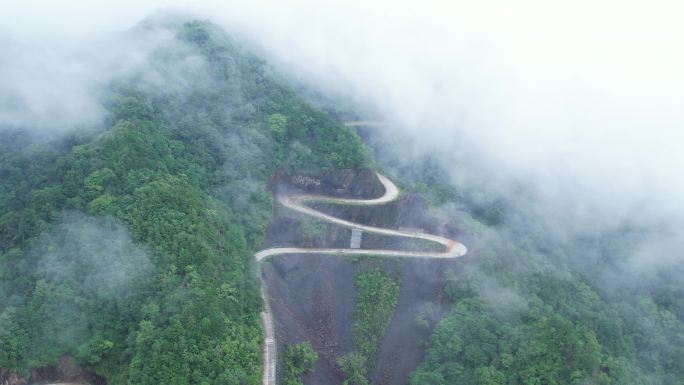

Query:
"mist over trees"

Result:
[[0, 3, 682, 385], [353, 132, 684, 385], [0, 18, 369, 384]]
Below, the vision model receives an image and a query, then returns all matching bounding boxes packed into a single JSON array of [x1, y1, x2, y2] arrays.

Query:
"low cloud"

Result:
[[35, 211, 153, 300], [209, 0, 684, 273], [0, 13, 179, 133], [1, 1, 682, 272]]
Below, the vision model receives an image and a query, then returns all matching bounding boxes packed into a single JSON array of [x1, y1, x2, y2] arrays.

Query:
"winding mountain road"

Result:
[[256, 173, 467, 385]]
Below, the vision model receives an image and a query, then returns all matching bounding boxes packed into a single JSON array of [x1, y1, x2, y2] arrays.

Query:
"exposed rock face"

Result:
[[322, 169, 384, 198], [290, 175, 322, 188], [285, 169, 383, 199]]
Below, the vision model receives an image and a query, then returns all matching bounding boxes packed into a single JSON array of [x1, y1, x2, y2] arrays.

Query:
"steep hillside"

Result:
[[348, 126, 684, 385], [0, 19, 370, 385], [2, 14, 683, 385]]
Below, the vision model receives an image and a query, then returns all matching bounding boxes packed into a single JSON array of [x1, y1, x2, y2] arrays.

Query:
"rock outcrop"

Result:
[[283, 169, 384, 199]]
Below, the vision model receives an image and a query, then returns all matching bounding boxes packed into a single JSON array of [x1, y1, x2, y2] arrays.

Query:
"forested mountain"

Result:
[[0, 19, 369, 384], [1, 14, 683, 385], [364, 145, 684, 385]]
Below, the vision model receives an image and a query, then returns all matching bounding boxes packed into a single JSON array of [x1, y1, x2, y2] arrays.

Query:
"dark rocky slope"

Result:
[[261, 170, 466, 385]]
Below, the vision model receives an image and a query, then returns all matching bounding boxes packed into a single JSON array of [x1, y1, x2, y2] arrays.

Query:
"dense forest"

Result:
[[0, 19, 369, 384]]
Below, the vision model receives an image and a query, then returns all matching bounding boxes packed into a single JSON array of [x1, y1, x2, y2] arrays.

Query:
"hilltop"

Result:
[[0, 18, 370, 384]]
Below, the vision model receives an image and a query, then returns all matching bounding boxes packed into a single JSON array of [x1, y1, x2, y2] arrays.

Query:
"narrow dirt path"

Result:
[[256, 173, 467, 385]]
